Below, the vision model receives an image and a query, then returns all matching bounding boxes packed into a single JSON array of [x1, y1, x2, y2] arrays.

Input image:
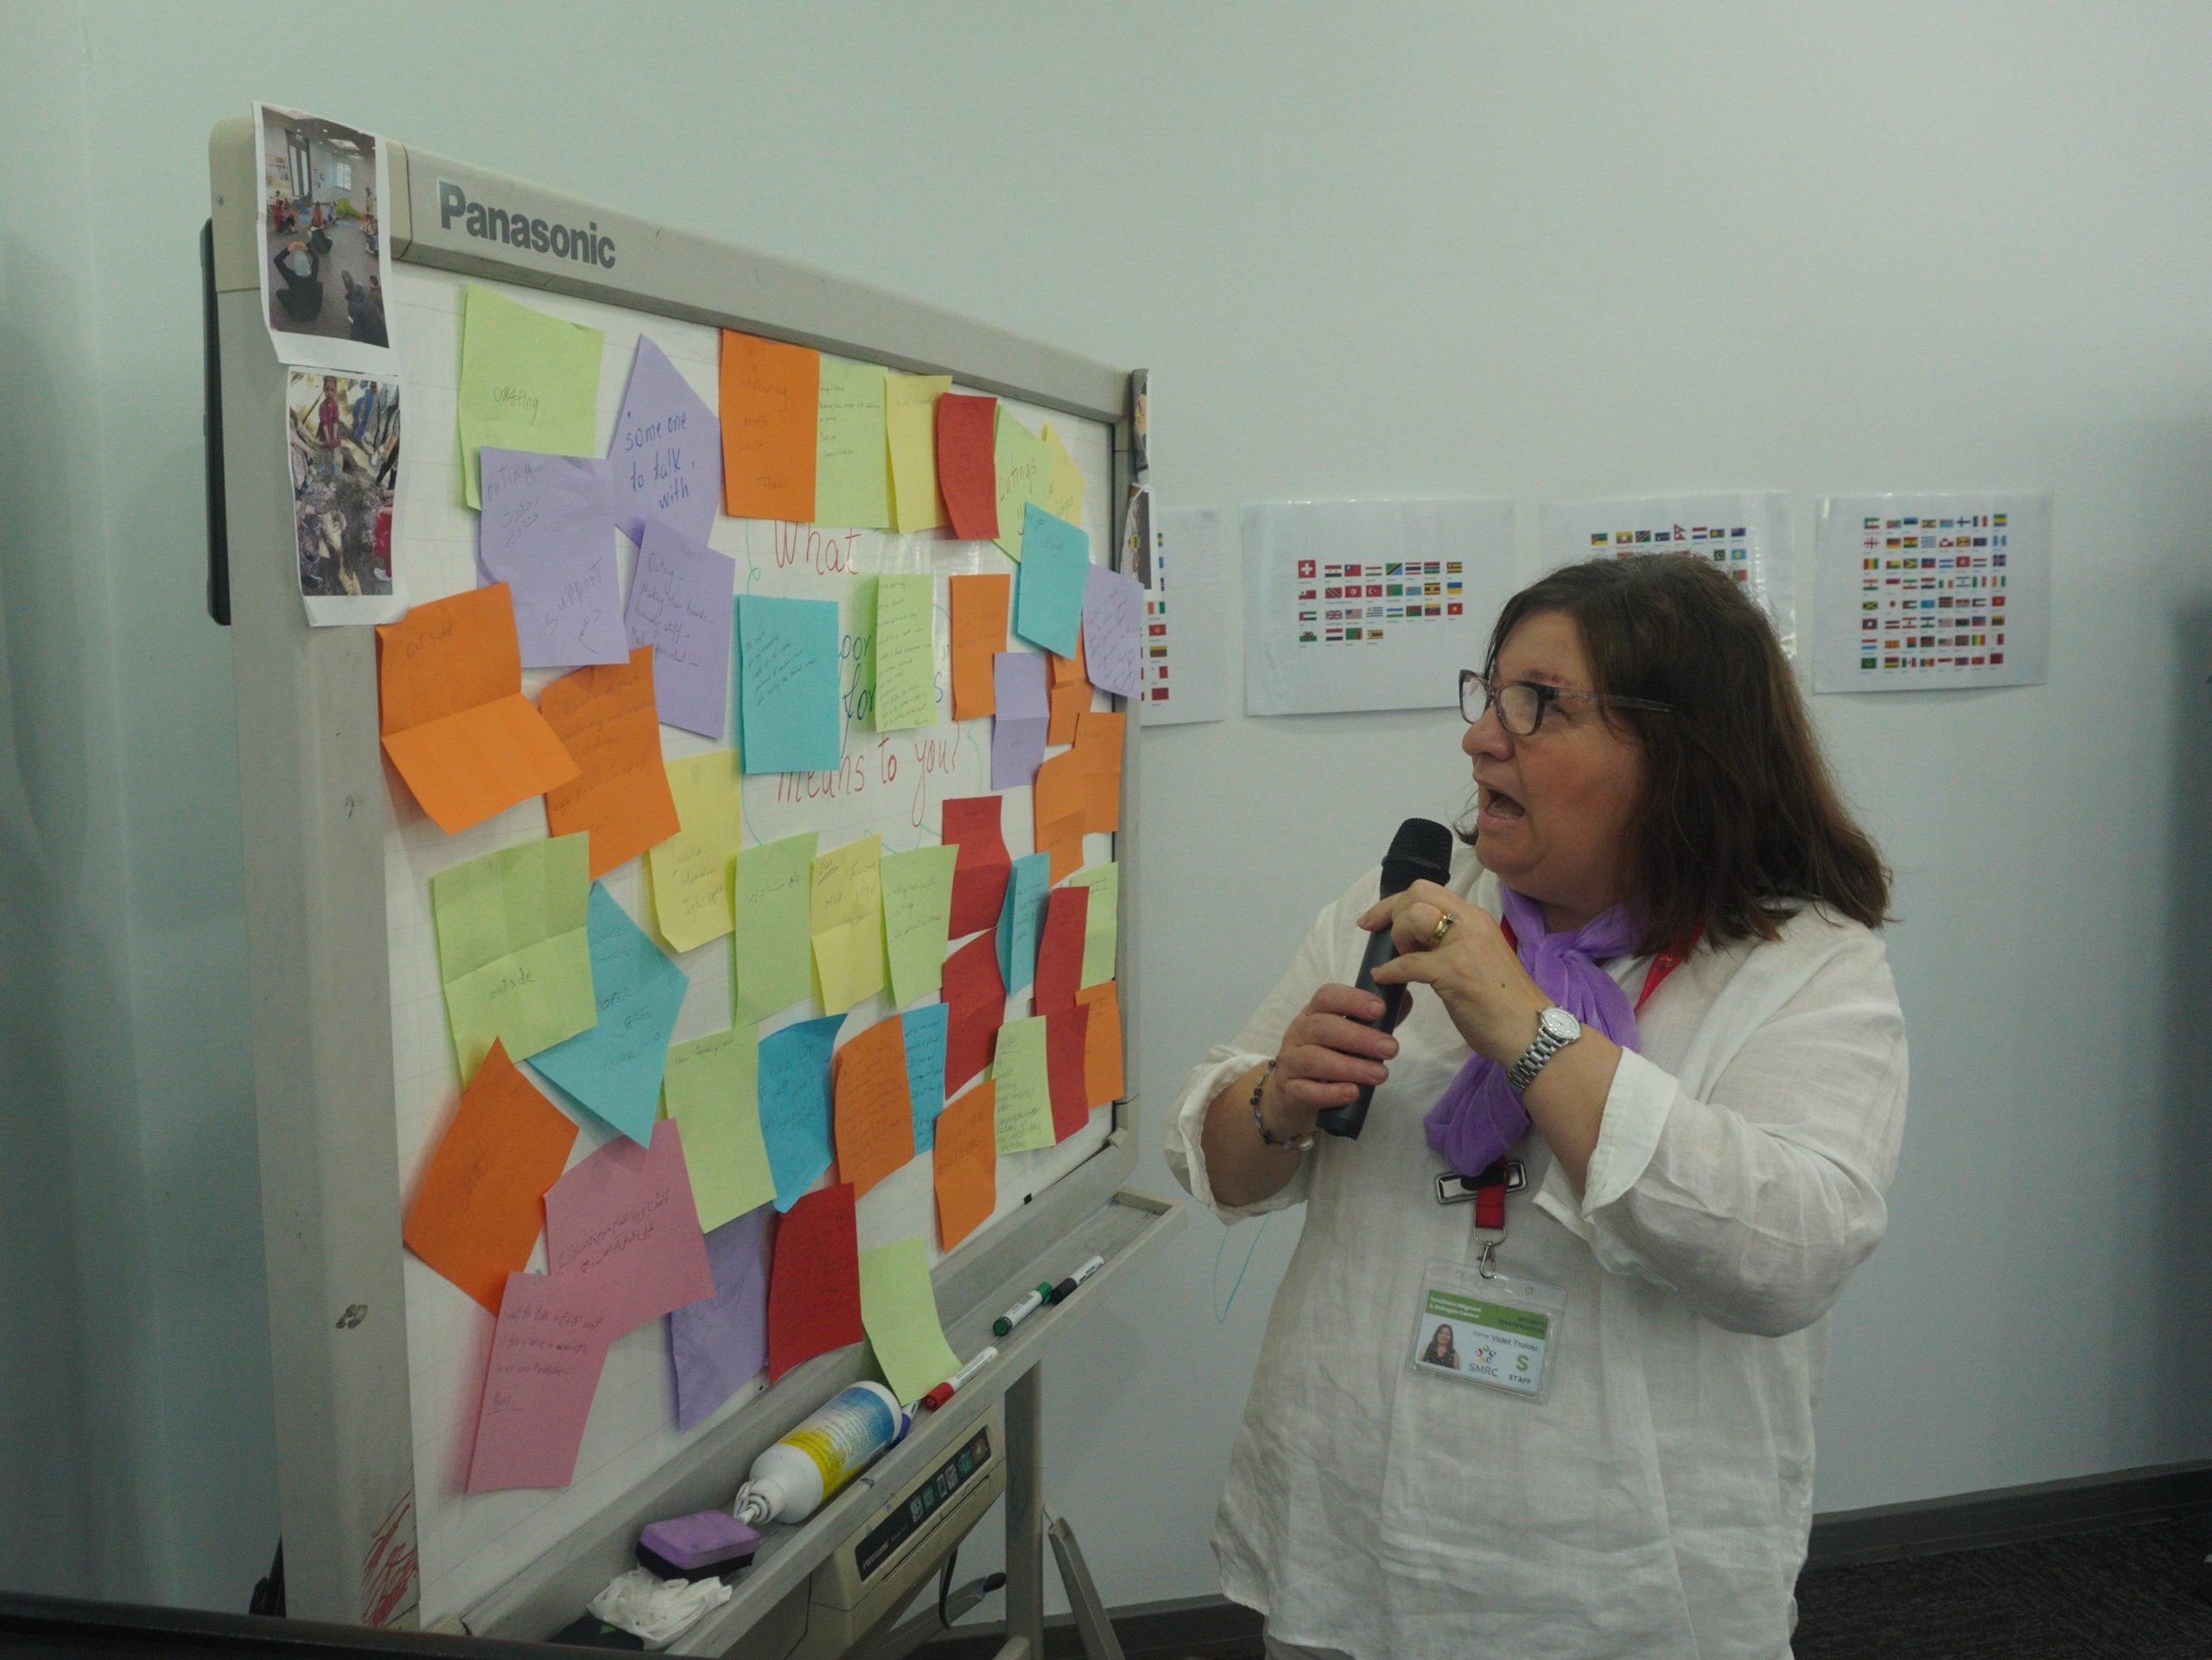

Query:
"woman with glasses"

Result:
[[1166, 556, 1905, 1660]]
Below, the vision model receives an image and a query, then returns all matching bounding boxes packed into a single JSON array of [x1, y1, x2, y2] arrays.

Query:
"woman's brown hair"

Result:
[[1471, 556, 1891, 953]]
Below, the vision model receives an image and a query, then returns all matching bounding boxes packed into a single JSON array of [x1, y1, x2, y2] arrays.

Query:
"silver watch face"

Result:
[[1538, 1006, 1582, 1044]]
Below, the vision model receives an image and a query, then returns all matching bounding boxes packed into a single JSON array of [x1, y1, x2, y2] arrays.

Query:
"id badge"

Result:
[[1410, 1256, 1567, 1402]]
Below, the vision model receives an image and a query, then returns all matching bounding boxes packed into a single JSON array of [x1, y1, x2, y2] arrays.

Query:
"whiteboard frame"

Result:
[[207, 116, 1145, 1632]]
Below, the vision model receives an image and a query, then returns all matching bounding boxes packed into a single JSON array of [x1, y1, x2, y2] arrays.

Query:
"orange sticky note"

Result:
[[1074, 711, 1125, 835], [1032, 750, 1087, 843], [932, 1080, 996, 1251], [832, 1017, 914, 1200], [949, 575, 1010, 721], [402, 1040, 581, 1312], [378, 586, 580, 835], [1048, 681, 1087, 747], [1077, 980, 1124, 1106], [539, 647, 681, 878], [1039, 813, 1084, 884], [720, 329, 819, 521], [1050, 630, 1088, 689]]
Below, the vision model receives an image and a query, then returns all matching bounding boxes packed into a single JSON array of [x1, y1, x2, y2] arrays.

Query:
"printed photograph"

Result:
[[1415, 1316, 1461, 1373], [288, 370, 400, 603], [257, 105, 394, 371]]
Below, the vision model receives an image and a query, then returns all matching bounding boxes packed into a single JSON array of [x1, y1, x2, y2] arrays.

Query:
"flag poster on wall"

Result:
[[1539, 492, 1794, 653], [1812, 492, 2052, 694], [1140, 506, 1230, 727]]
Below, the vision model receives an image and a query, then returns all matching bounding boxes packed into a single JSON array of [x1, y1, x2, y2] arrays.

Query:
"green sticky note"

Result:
[[663, 1025, 775, 1231], [430, 834, 597, 1076], [815, 357, 891, 530], [872, 573, 937, 731], [455, 285, 605, 508], [734, 830, 817, 1024], [857, 1238, 961, 1404], [811, 834, 887, 1015], [991, 1015, 1054, 1153], [880, 843, 958, 1007], [1066, 862, 1118, 989], [992, 410, 1051, 560]]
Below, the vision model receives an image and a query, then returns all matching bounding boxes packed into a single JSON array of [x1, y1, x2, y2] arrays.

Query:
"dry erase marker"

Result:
[[919, 1347, 998, 1412], [1048, 1255, 1107, 1305], [994, 1283, 1055, 1337]]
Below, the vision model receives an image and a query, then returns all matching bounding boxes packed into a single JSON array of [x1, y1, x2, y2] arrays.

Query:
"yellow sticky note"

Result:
[[649, 751, 745, 953], [992, 410, 1050, 560], [881, 843, 958, 1007], [663, 1025, 775, 1230], [1040, 423, 1085, 528], [991, 1015, 1054, 1153], [871, 574, 937, 732], [1065, 862, 1118, 989], [857, 1238, 961, 1403], [816, 357, 891, 530], [811, 833, 887, 1014], [887, 373, 951, 532], [456, 285, 605, 509]]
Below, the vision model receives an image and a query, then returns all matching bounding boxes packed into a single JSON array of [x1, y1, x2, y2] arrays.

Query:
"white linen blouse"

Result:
[[1164, 846, 1908, 1660]]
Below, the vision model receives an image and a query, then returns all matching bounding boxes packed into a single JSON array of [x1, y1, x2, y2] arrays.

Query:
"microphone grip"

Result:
[[1314, 927, 1411, 1140]]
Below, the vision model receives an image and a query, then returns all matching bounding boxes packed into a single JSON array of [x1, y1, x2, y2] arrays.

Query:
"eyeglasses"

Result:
[[1459, 669, 1675, 736]]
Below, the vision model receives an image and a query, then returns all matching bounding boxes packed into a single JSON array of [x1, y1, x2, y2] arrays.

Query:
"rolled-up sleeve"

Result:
[[1573, 929, 1909, 1337]]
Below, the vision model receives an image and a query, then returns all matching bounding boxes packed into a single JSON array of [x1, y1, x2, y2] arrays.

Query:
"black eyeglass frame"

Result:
[[1459, 669, 1675, 735]]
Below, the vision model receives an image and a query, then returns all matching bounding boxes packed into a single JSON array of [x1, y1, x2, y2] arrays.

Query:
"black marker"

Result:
[[1048, 1255, 1106, 1305]]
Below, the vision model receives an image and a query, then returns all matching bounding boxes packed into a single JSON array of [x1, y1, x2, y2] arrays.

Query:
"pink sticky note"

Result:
[[543, 1119, 717, 1338], [467, 1270, 621, 1492]]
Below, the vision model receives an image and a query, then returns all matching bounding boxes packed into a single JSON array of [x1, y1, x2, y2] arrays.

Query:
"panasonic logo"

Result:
[[436, 181, 617, 270]]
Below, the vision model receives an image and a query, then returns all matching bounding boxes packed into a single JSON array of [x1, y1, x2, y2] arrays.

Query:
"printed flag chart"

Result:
[[1138, 506, 1229, 727], [1812, 493, 2052, 693], [1243, 498, 1515, 717], [1539, 493, 1793, 650]]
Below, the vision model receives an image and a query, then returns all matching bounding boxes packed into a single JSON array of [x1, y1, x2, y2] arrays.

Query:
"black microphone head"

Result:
[[1378, 817, 1455, 898]]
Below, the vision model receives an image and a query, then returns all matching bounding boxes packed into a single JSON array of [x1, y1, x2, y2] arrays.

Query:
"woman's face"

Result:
[[1463, 609, 1644, 928]]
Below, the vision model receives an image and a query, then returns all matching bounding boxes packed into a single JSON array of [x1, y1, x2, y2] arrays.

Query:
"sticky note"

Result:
[[937, 393, 998, 541], [1082, 566, 1144, 696], [871, 573, 937, 731], [1051, 627, 1088, 690], [1046, 1002, 1090, 1142], [1032, 751, 1087, 851], [1014, 505, 1090, 657], [1066, 863, 1118, 988], [1047, 681, 1087, 749], [815, 357, 890, 530], [647, 750, 745, 953], [990, 653, 1050, 789], [734, 830, 817, 1022], [1077, 979, 1123, 1106], [758, 1012, 844, 1209], [542, 1118, 716, 1337], [541, 648, 681, 879], [766, 1183, 862, 1382], [431, 833, 595, 1076], [670, 1204, 772, 1431], [995, 851, 1050, 996], [736, 595, 842, 773], [1040, 423, 1085, 527], [933, 1080, 996, 1250], [1033, 885, 1089, 1012], [991, 1016, 1054, 1153], [902, 1003, 950, 1152], [467, 1271, 620, 1492], [1074, 710, 1126, 834], [403, 1040, 580, 1312], [881, 843, 958, 1007], [832, 1016, 913, 1199], [886, 372, 951, 532], [379, 586, 581, 835], [941, 797, 1012, 938], [857, 1239, 960, 1404], [531, 885, 690, 1143], [477, 449, 626, 669], [811, 834, 887, 1014], [992, 410, 1051, 559], [949, 575, 1009, 720], [1037, 811, 1085, 886], [610, 334, 721, 548], [720, 329, 818, 521], [458, 284, 603, 509], [625, 521, 738, 741], [663, 1025, 774, 1231], [944, 932, 1005, 1096]]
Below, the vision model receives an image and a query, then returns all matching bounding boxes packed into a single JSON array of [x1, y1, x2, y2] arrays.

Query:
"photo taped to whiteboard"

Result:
[[253, 102, 397, 376], [287, 368, 405, 626]]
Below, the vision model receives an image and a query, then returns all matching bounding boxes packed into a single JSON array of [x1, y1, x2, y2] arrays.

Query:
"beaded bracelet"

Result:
[[1249, 1059, 1314, 1152]]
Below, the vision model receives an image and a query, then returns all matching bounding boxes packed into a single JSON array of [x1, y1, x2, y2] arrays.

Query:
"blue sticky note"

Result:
[[531, 884, 690, 1145], [736, 595, 842, 774], [756, 1012, 846, 1210], [902, 1003, 950, 1152], [995, 852, 1051, 996], [1013, 504, 1089, 656]]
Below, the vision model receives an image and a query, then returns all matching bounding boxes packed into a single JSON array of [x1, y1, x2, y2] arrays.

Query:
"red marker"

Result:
[[918, 1347, 998, 1412]]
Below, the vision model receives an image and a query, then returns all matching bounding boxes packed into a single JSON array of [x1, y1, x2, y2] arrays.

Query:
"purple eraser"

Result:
[[638, 1511, 760, 1580]]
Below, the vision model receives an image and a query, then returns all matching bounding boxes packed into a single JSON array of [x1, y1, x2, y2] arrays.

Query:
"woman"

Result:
[[1166, 556, 1905, 1660], [1417, 1322, 1459, 1370]]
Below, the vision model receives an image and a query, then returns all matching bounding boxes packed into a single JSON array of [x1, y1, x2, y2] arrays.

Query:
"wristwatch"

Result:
[[1507, 1006, 1583, 1093]]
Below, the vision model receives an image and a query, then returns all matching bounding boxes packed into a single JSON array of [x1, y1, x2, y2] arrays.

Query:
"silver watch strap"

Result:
[[1508, 1026, 1568, 1093]]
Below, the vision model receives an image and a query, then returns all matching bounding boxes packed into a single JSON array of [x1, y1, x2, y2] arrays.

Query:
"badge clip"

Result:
[[1434, 1160, 1524, 1207]]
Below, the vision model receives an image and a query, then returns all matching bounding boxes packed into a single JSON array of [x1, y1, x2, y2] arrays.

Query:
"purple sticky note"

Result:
[[1083, 566, 1144, 697], [543, 1119, 718, 1339], [669, 1204, 772, 1431], [467, 1270, 620, 1492], [609, 336, 721, 548], [625, 519, 738, 738], [991, 652, 1050, 789], [478, 448, 628, 669]]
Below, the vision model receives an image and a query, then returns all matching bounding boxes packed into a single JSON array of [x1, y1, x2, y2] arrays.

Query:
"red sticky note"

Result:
[[1033, 886, 1089, 1012], [466, 1270, 621, 1492], [942, 795, 1012, 938], [936, 393, 1000, 541], [944, 932, 1006, 1096], [833, 1018, 915, 1199], [542, 1119, 716, 1339], [766, 1183, 863, 1382], [1077, 979, 1124, 1107], [1045, 1002, 1090, 1142]]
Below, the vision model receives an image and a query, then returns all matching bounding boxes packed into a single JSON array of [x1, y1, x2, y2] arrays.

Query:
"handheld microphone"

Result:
[[1314, 817, 1455, 1140]]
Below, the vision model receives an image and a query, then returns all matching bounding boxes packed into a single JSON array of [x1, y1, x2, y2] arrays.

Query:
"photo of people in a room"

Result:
[[287, 370, 399, 601], [259, 106, 389, 350]]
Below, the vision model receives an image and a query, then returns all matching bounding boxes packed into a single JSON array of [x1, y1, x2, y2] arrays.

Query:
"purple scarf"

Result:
[[1422, 886, 1644, 1177]]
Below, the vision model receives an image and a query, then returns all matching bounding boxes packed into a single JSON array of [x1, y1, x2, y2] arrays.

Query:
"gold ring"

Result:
[[1427, 912, 1457, 949]]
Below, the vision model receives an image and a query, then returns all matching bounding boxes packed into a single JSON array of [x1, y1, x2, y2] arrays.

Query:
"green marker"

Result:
[[994, 1282, 1056, 1337]]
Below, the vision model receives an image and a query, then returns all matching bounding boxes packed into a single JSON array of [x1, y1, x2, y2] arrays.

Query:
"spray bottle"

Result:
[[734, 1382, 906, 1527]]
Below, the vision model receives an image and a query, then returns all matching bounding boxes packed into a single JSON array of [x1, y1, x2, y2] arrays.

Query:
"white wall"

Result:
[[5, 0, 2212, 1620]]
